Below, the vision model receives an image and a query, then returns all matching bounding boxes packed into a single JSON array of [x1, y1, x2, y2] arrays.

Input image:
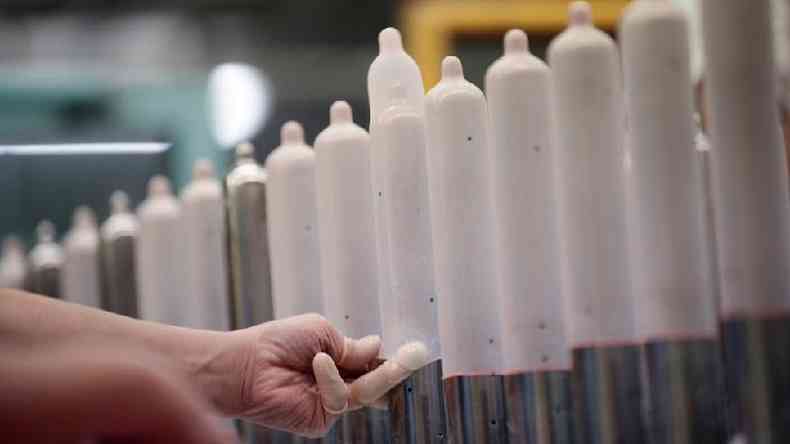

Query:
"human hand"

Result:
[[218, 314, 428, 437]]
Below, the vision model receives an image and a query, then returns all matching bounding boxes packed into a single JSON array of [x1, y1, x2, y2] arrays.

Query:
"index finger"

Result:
[[338, 335, 382, 372], [348, 341, 429, 406]]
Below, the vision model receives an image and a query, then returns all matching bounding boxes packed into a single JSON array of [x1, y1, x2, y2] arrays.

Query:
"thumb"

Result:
[[312, 352, 349, 415]]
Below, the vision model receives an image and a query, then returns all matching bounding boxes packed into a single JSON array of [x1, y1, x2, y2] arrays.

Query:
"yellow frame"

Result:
[[402, 0, 631, 88]]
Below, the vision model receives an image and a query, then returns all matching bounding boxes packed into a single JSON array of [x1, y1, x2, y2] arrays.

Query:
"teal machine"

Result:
[[0, 70, 241, 244]]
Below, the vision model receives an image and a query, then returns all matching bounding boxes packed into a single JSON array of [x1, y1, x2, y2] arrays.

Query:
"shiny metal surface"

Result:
[[571, 345, 645, 444], [100, 235, 138, 317], [227, 145, 279, 444], [443, 375, 508, 444], [504, 370, 575, 444], [390, 359, 447, 444], [250, 424, 292, 444], [27, 266, 60, 298], [339, 407, 391, 444], [291, 434, 329, 444], [321, 423, 339, 444], [225, 144, 275, 329], [721, 317, 790, 443], [27, 221, 62, 298], [643, 339, 726, 444]]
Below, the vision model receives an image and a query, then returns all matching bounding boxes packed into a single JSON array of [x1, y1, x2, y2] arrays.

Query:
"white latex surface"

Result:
[[375, 97, 442, 362], [426, 57, 504, 377], [0, 238, 27, 289], [265, 122, 324, 319], [701, 0, 790, 317], [61, 208, 102, 308], [486, 30, 571, 372], [620, 0, 717, 340], [367, 27, 440, 360], [314, 102, 383, 339], [181, 162, 231, 330], [29, 221, 64, 271], [136, 177, 189, 326], [548, 4, 637, 347]]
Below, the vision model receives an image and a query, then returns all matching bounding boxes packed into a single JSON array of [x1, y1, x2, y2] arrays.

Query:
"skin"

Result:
[[0, 289, 424, 442]]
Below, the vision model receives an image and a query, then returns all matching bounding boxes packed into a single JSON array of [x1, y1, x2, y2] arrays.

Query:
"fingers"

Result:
[[312, 352, 349, 415], [338, 335, 381, 371], [348, 342, 429, 406]]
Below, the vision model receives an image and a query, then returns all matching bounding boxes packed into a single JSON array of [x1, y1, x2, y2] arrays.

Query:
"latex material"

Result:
[[486, 29, 570, 372], [548, 2, 636, 347], [700, 0, 790, 317], [620, 0, 717, 340], [425, 57, 504, 377], [314, 101, 383, 339], [367, 27, 437, 359], [0, 236, 27, 289], [370, 87, 441, 360], [29, 221, 63, 269], [101, 191, 138, 240], [181, 160, 230, 330], [61, 206, 102, 308], [265, 121, 324, 319], [313, 340, 430, 413], [136, 176, 188, 326]]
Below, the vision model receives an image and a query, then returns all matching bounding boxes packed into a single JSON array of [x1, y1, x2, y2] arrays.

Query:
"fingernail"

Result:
[[393, 341, 429, 371], [360, 335, 381, 345]]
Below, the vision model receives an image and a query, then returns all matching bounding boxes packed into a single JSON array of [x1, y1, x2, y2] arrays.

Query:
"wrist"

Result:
[[181, 327, 254, 417]]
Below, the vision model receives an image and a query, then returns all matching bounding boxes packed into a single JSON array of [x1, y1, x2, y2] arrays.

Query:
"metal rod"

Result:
[[700, 0, 790, 440], [549, 6, 643, 442], [249, 424, 293, 444], [571, 345, 645, 444], [504, 371, 575, 444], [444, 375, 508, 444], [390, 360, 447, 444], [27, 220, 62, 299], [99, 191, 139, 318], [720, 317, 790, 442], [642, 339, 727, 443], [339, 408, 391, 444], [225, 144, 281, 444], [226, 142, 275, 329]]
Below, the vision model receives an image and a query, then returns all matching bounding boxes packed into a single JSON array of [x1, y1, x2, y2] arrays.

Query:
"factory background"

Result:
[[4, 1, 790, 443], [5, 0, 788, 243]]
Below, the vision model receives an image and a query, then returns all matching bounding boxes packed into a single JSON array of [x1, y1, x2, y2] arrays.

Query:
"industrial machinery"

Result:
[[6, 1, 790, 443]]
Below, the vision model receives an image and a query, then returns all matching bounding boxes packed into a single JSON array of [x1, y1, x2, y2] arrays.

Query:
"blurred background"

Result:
[[1, 0, 789, 243]]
